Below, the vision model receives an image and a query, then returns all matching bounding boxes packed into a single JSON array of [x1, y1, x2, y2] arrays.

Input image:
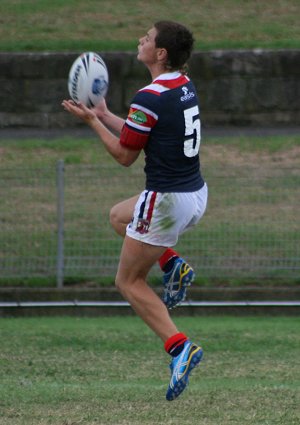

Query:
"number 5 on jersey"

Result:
[[184, 106, 201, 158]]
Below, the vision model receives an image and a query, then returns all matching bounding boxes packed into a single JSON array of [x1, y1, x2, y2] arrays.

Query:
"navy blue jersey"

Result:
[[120, 72, 204, 192]]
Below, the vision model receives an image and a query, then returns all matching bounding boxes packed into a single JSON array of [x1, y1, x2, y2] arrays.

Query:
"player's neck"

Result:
[[148, 63, 170, 81]]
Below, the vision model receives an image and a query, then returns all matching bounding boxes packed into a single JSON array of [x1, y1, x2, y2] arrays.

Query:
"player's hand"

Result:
[[61, 100, 97, 124]]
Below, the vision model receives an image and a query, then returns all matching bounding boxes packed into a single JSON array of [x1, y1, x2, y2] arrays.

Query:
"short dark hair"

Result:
[[154, 21, 194, 72]]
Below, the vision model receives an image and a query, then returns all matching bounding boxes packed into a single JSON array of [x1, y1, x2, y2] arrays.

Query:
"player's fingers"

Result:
[[62, 99, 74, 109], [62, 100, 81, 112], [61, 100, 70, 111], [62, 102, 83, 119], [62, 100, 96, 124], [76, 102, 92, 113]]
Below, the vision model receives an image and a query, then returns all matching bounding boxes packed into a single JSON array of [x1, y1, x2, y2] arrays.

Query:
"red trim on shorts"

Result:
[[146, 191, 157, 223]]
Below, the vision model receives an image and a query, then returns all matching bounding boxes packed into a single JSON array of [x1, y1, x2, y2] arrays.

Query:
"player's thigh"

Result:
[[110, 194, 139, 225], [116, 235, 165, 284]]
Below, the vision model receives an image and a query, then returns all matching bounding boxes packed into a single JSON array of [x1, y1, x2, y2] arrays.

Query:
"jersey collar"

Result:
[[153, 71, 182, 82]]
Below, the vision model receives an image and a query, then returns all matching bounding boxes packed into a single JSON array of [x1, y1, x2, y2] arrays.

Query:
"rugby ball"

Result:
[[68, 52, 109, 107]]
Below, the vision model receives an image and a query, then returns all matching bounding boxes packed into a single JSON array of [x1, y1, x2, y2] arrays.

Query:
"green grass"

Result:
[[1, 134, 299, 167], [0, 0, 299, 51], [0, 316, 299, 425]]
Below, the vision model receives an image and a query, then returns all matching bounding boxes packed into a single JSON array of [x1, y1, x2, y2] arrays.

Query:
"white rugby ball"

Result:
[[68, 52, 109, 107]]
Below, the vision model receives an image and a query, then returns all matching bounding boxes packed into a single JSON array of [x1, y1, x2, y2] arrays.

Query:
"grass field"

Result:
[[1, 0, 300, 51], [1, 133, 300, 167], [0, 315, 299, 425]]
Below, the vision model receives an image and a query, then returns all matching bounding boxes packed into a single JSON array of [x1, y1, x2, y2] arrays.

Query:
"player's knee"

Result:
[[109, 205, 123, 235], [109, 205, 118, 229], [115, 275, 127, 297], [115, 273, 137, 300]]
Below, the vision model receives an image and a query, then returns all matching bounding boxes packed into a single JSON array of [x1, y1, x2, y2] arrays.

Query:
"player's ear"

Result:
[[157, 48, 168, 63]]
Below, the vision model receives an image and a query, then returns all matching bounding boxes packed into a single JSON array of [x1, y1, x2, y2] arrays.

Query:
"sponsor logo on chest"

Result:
[[180, 86, 195, 102]]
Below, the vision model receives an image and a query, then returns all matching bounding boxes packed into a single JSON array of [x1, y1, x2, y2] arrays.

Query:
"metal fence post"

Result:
[[56, 159, 65, 288]]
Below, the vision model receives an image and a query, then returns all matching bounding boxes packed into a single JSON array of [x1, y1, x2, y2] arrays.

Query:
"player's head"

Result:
[[154, 21, 194, 73]]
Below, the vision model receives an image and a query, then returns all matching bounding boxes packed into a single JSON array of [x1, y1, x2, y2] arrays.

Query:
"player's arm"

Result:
[[92, 98, 125, 134], [62, 100, 140, 166]]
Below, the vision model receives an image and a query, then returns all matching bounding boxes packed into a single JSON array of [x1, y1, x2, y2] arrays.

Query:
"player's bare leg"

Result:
[[115, 235, 178, 341], [110, 195, 138, 237], [115, 235, 203, 400]]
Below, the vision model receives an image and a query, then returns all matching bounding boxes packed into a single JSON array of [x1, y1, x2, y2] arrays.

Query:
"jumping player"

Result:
[[62, 20, 208, 401]]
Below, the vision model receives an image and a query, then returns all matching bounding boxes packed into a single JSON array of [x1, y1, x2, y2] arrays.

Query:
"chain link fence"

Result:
[[1, 161, 299, 286]]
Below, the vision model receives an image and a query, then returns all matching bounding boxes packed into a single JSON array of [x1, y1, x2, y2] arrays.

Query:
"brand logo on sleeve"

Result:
[[129, 109, 147, 124]]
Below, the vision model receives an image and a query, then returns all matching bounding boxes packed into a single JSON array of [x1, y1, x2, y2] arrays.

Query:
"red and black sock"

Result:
[[164, 332, 188, 357], [159, 248, 179, 273]]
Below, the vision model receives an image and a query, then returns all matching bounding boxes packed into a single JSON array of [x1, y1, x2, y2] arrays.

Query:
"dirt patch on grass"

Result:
[[203, 144, 300, 168]]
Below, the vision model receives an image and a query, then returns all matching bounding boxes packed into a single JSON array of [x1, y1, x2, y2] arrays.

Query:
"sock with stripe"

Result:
[[159, 248, 179, 273], [164, 332, 188, 357]]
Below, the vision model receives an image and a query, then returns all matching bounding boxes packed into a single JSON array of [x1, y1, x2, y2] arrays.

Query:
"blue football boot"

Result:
[[162, 258, 195, 309], [166, 340, 203, 401]]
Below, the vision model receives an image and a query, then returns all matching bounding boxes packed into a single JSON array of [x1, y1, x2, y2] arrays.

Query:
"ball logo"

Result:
[[92, 77, 108, 96], [70, 64, 82, 101]]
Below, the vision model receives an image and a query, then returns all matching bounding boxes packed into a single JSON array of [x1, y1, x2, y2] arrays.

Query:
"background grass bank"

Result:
[[1, 0, 300, 51]]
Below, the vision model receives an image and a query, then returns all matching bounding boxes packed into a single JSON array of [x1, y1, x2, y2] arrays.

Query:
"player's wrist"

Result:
[[100, 108, 113, 124], [86, 114, 100, 128]]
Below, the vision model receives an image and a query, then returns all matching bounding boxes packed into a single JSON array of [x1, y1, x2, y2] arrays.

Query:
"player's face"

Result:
[[137, 27, 159, 66]]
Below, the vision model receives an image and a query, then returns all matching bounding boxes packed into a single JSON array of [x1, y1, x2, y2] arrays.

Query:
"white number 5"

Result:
[[184, 106, 201, 157]]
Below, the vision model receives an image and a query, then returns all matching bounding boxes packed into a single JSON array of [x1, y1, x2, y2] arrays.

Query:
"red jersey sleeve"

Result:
[[119, 102, 158, 150], [120, 124, 149, 150]]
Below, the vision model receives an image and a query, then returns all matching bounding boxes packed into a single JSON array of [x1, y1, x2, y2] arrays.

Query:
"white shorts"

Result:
[[126, 183, 208, 247]]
